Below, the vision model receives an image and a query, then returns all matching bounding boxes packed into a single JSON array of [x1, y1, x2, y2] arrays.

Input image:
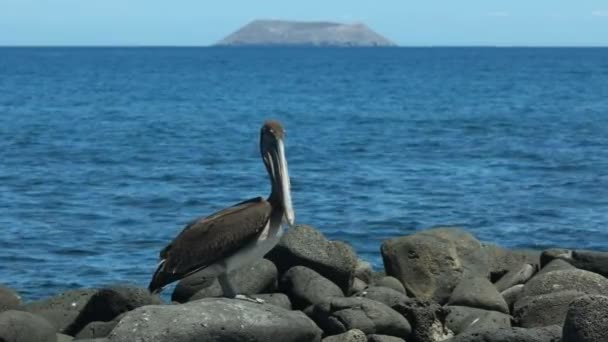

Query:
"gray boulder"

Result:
[[391, 298, 450, 342], [445, 306, 510, 335], [172, 258, 278, 302], [308, 297, 411, 339], [109, 298, 322, 342], [0, 285, 21, 312], [355, 260, 373, 284], [542, 249, 608, 278], [367, 335, 406, 342], [374, 277, 406, 295], [494, 264, 536, 292], [350, 278, 368, 295], [267, 225, 357, 292], [562, 295, 608, 342], [24, 289, 99, 333], [446, 325, 562, 342], [482, 246, 539, 281], [57, 334, 73, 342], [355, 286, 409, 308], [501, 284, 524, 310], [255, 293, 292, 310], [448, 276, 509, 314], [522, 269, 608, 298], [0, 310, 57, 342], [74, 320, 118, 340], [514, 290, 585, 328], [322, 329, 367, 342], [537, 259, 576, 276], [281, 266, 343, 309]]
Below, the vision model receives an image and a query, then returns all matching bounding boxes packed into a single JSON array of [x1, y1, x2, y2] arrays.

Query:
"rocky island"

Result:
[[216, 19, 396, 47]]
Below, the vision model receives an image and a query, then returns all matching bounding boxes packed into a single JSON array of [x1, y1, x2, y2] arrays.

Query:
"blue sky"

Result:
[[1, 0, 607, 46]]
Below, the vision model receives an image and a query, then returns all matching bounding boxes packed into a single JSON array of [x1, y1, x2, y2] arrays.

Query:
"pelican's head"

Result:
[[260, 120, 295, 226]]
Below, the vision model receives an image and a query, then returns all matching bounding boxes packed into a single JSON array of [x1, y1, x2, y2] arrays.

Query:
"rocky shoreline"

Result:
[[1, 225, 607, 342]]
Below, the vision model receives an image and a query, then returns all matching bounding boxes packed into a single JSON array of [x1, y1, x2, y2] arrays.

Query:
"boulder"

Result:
[[0, 310, 57, 342], [541, 249, 608, 278], [562, 295, 608, 342], [109, 298, 322, 342], [267, 225, 357, 292], [74, 320, 118, 340], [501, 284, 524, 310], [350, 278, 368, 295], [374, 277, 406, 295], [537, 259, 576, 276], [255, 293, 292, 310], [391, 298, 450, 342], [494, 264, 536, 292], [57, 334, 73, 342], [448, 276, 509, 314], [355, 286, 409, 308], [281, 266, 343, 309], [0, 285, 21, 312], [24, 289, 99, 333], [172, 258, 278, 302], [514, 290, 586, 328], [308, 297, 411, 339], [482, 246, 539, 282], [322, 329, 367, 342], [355, 260, 373, 284], [445, 306, 510, 335], [446, 325, 562, 342], [367, 335, 406, 342], [522, 269, 608, 298]]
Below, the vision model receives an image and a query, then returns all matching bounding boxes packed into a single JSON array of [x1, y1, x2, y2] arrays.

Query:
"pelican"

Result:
[[148, 120, 294, 300]]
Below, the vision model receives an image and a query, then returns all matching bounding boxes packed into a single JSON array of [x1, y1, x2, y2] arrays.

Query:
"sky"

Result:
[[0, 0, 607, 46]]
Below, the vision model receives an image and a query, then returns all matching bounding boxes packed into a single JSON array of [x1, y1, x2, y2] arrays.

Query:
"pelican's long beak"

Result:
[[269, 138, 295, 226]]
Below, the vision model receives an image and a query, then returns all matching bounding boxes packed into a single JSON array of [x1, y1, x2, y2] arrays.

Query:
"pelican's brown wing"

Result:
[[148, 197, 271, 292]]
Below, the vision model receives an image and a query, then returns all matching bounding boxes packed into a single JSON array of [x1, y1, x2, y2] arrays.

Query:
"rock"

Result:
[[448, 276, 509, 314], [542, 249, 608, 278], [57, 334, 73, 342], [513, 290, 586, 328], [0, 285, 21, 312], [74, 320, 118, 340], [367, 335, 406, 342], [355, 260, 373, 284], [537, 259, 576, 276], [355, 286, 409, 308], [255, 293, 292, 310], [562, 295, 608, 342], [445, 306, 510, 335], [0, 310, 57, 342], [350, 278, 368, 295], [109, 298, 322, 342], [374, 277, 406, 295], [501, 284, 524, 310], [308, 297, 411, 339], [391, 298, 450, 342], [446, 325, 562, 342], [281, 266, 344, 309], [494, 264, 536, 292], [522, 269, 608, 298], [322, 329, 367, 342], [482, 246, 540, 282], [172, 258, 278, 302], [73, 339, 108, 342], [267, 224, 357, 292], [24, 287, 161, 335]]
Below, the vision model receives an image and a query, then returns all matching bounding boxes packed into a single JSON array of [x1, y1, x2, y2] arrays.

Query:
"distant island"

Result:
[[215, 20, 396, 47]]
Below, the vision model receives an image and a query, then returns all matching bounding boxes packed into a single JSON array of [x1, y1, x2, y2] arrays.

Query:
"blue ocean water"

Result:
[[1, 47, 608, 300]]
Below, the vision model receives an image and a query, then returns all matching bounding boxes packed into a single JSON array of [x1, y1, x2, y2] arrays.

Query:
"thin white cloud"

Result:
[[487, 11, 510, 18], [592, 10, 608, 17]]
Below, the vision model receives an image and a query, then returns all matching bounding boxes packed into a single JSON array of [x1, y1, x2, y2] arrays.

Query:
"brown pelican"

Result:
[[148, 120, 294, 300]]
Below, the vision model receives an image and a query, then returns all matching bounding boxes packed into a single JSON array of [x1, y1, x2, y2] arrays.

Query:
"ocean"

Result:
[[1, 47, 607, 300]]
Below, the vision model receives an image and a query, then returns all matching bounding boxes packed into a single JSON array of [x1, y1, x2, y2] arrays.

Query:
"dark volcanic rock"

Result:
[[374, 277, 406, 295], [367, 334, 406, 342], [542, 249, 608, 278], [482, 246, 540, 282], [355, 286, 409, 308], [216, 20, 396, 47], [109, 298, 322, 342], [445, 306, 510, 335], [501, 284, 524, 310], [537, 258, 576, 276], [522, 269, 608, 298], [562, 295, 608, 342], [448, 276, 509, 314], [25, 289, 99, 333], [514, 290, 585, 328], [309, 297, 411, 339], [322, 329, 367, 342], [392, 298, 450, 342], [494, 263, 536, 292], [0, 285, 21, 313], [74, 320, 118, 340], [267, 224, 357, 292], [255, 293, 292, 310], [281, 266, 344, 309], [446, 325, 562, 342], [0, 310, 57, 342], [172, 258, 278, 302]]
